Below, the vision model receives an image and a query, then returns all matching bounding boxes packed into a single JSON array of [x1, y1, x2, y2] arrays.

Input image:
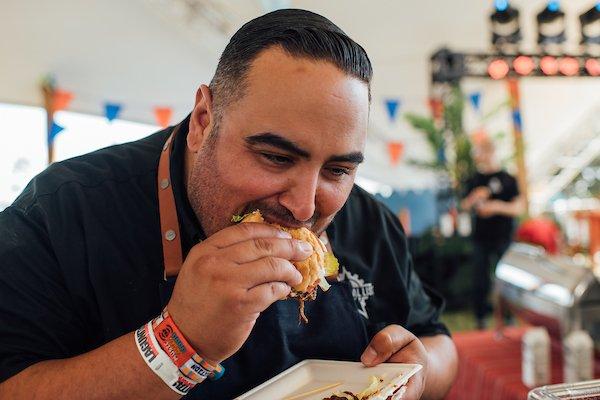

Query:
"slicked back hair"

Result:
[[208, 8, 372, 120]]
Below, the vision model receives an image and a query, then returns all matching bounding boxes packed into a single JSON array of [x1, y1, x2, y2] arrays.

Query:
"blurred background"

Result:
[[2, 1, 600, 397]]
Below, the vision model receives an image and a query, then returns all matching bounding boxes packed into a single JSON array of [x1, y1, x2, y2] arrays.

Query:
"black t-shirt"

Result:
[[0, 121, 449, 398], [464, 170, 519, 243]]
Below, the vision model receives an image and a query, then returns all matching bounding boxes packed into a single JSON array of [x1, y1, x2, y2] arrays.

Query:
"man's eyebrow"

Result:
[[245, 133, 310, 159], [245, 132, 364, 164], [327, 152, 364, 164]]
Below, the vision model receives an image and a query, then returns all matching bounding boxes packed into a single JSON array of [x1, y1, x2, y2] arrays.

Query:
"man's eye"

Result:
[[327, 167, 350, 177], [261, 153, 293, 165]]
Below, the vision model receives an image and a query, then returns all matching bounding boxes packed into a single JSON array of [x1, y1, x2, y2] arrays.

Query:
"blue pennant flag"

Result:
[[48, 122, 65, 145], [469, 92, 482, 112], [512, 110, 522, 131], [385, 99, 401, 122], [104, 102, 122, 122]]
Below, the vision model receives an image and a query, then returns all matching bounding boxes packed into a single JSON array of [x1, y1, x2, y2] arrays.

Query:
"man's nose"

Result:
[[278, 172, 319, 223]]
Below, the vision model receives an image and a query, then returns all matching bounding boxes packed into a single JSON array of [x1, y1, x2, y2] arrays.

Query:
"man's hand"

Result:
[[167, 222, 311, 364], [360, 325, 428, 400], [461, 186, 490, 211], [475, 200, 498, 218], [470, 186, 491, 202]]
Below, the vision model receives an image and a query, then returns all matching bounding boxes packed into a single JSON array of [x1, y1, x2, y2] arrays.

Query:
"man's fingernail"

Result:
[[297, 241, 313, 253], [277, 230, 292, 239], [362, 347, 377, 365]]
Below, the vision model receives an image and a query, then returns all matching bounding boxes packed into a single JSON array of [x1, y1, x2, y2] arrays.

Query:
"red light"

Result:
[[488, 59, 510, 80], [559, 57, 580, 76], [540, 56, 559, 75], [585, 59, 600, 77], [513, 56, 535, 76]]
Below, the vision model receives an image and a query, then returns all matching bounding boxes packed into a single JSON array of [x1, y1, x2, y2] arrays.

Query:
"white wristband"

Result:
[[135, 321, 196, 395]]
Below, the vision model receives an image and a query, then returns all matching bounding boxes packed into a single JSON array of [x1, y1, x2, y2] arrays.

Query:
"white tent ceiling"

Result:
[[2, 0, 600, 197]]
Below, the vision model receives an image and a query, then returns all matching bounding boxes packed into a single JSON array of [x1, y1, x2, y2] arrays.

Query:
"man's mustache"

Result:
[[242, 202, 319, 229]]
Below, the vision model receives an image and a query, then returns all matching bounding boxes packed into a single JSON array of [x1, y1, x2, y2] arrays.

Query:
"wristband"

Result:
[[152, 308, 225, 382], [135, 321, 197, 395], [153, 310, 195, 367]]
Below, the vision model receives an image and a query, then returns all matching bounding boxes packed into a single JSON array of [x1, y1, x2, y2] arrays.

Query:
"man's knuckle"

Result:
[[265, 257, 281, 273], [270, 282, 285, 298], [228, 292, 247, 313], [233, 222, 253, 238], [254, 238, 274, 253]]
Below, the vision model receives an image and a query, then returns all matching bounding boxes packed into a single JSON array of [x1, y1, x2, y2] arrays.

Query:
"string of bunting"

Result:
[[41, 78, 175, 160], [383, 97, 404, 166], [38, 79, 488, 167], [379, 92, 485, 166]]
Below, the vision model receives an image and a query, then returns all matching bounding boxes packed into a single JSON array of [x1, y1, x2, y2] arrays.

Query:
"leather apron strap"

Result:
[[157, 125, 183, 279]]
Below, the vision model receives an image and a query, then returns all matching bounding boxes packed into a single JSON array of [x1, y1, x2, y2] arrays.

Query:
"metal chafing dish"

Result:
[[528, 379, 600, 399], [495, 243, 600, 349]]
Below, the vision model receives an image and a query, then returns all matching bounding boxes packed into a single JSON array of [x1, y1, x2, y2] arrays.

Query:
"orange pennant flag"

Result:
[[154, 107, 173, 128], [52, 89, 74, 112], [388, 141, 404, 165], [428, 98, 443, 120]]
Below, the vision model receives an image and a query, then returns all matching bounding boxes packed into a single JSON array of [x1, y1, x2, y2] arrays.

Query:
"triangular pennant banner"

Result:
[[388, 141, 404, 165], [52, 89, 74, 112], [48, 122, 65, 144], [385, 99, 401, 122], [512, 110, 522, 131], [437, 147, 446, 164], [469, 92, 482, 112], [154, 107, 173, 128], [104, 103, 122, 122], [428, 98, 444, 120]]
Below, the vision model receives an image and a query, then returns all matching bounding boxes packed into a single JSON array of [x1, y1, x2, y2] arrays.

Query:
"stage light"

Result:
[[585, 58, 600, 76], [580, 3, 600, 56], [559, 57, 580, 76], [513, 55, 535, 75], [537, 1, 566, 53], [490, 1, 521, 53], [540, 56, 559, 75], [488, 59, 510, 79]]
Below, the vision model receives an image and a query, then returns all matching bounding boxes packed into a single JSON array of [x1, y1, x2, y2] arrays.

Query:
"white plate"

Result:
[[235, 359, 423, 400]]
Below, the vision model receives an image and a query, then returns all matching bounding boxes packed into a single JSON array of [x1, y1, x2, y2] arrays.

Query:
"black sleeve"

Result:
[[403, 253, 450, 337], [365, 200, 450, 338], [0, 205, 86, 383], [386, 210, 449, 337]]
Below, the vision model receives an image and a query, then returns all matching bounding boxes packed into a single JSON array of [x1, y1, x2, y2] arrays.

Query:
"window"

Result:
[[1, 103, 158, 210]]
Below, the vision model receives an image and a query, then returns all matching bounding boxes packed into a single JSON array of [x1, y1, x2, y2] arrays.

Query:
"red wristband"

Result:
[[152, 307, 225, 382], [153, 309, 197, 368]]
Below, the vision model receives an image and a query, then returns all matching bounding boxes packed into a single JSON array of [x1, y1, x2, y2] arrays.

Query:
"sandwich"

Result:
[[233, 210, 339, 323]]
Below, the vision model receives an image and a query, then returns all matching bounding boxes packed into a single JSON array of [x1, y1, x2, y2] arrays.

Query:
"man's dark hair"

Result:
[[209, 8, 372, 118]]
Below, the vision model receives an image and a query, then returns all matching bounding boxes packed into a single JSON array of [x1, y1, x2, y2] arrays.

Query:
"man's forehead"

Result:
[[245, 47, 368, 101]]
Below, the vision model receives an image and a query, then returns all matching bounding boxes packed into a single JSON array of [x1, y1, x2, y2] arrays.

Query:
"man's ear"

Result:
[[188, 84, 214, 152]]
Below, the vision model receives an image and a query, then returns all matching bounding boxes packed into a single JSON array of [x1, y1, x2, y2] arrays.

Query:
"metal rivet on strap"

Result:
[[165, 230, 176, 241], [160, 178, 170, 189]]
